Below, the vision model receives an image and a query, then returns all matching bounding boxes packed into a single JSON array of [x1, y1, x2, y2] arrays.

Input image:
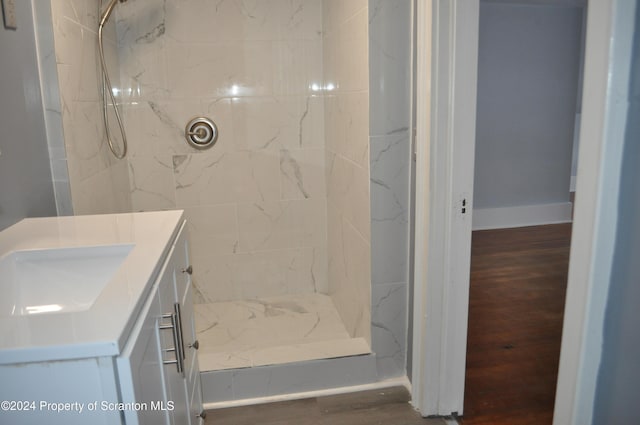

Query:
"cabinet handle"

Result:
[[174, 302, 186, 375], [189, 340, 199, 350], [160, 311, 184, 374], [182, 265, 193, 275]]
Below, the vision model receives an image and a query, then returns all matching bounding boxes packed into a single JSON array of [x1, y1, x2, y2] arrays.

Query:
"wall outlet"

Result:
[[2, 0, 16, 30]]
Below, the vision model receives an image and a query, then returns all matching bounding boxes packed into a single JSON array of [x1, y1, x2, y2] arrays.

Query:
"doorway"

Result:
[[462, 2, 584, 423], [412, 0, 637, 423]]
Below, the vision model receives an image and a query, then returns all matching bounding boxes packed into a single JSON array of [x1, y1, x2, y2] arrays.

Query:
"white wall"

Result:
[[592, 4, 640, 421], [0, 1, 56, 230], [473, 2, 583, 229]]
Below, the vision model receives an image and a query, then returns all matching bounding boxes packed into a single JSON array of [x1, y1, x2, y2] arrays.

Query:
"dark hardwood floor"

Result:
[[461, 224, 572, 425], [206, 387, 449, 425]]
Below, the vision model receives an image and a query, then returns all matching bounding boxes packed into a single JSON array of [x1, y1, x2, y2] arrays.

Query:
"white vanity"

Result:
[[0, 211, 203, 425]]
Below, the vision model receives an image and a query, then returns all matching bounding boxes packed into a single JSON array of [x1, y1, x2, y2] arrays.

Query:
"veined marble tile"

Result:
[[267, 0, 324, 42], [371, 282, 408, 379], [195, 294, 370, 371], [190, 253, 235, 304], [52, 17, 99, 103], [63, 100, 111, 183], [164, 0, 244, 43], [327, 209, 372, 344], [128, 155, 176, 211], [370, 133, 410, 285], [145, 39, 323, 99], [194, 299, 270, 327], [164, 0, 322, 43], [111, 159, 133, 213], [322, 0, 368, 37], [72, 162, 129, 215], [236, 198, 327, 252], [191, 246, 327, 303], [165, 40, 274, 98], [116, 0, 166, 47], [183, 204, 239, 258], [326, 204, 345, 291], [343, 9, 370, 93], [173, 150, 280, 206], [369, 0, 412, 136], [123, 99, 234, 157], [116, 0, 168, 102], [323, 6, 369, 93], [198, 351, 253, 372], [231, 96, 325, 152], [251, 338, 370, 368], [272, 39, 324, 96], [117, 38, 169, 103], [280, 148, 326, 200], [51, 0, 102, 35], [325, 92, 370, 168], [326, 152, 371, 242]]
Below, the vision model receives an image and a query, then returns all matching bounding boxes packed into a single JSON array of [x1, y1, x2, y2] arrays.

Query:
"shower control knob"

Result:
[[182, 265, 193, 275], [189, 340, 199, 350], [185, 117, 218, 150]]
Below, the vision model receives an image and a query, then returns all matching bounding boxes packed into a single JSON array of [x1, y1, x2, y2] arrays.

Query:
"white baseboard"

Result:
[[472, 202, 573, 230], [570, 175, 577, 192]]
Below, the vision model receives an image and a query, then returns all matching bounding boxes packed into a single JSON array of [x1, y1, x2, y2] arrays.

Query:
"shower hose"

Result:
[[98, 0, 128, 159]]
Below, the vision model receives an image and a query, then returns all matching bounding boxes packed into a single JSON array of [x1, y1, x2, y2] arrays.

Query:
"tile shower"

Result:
[[112, 0, 372, 371], [40, 0, 411, 397]]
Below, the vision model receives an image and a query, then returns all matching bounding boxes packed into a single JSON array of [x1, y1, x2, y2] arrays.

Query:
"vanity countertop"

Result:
[[0, 210, 184, 365]]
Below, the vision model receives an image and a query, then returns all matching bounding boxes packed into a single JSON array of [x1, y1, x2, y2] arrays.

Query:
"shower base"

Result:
[[194, 293, 370, 371]]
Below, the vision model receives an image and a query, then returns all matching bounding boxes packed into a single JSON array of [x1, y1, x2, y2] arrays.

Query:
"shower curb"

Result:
[[201, 353, 382, 406]]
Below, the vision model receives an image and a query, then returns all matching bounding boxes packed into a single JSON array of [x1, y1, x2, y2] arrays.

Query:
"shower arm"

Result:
[[99, 0, 119, 28]]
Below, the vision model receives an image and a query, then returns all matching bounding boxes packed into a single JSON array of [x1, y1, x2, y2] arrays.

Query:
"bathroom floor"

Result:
[[194, 293, 370, 371], [205, 386, 453, 425]]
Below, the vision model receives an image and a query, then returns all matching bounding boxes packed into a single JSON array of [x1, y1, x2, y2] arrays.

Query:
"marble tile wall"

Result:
[[48, 0, 132, 215], [115, 0, 329, 302], [323, 0, 372, 345], [369, 0, 412, 379]]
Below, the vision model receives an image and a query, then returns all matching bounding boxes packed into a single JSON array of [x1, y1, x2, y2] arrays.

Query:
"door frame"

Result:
[[411, 0, 635, 421], [411, 0, 479, 416]]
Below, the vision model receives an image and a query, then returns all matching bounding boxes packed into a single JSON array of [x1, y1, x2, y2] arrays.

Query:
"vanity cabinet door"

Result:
[[116, 280, 171, 425], [158, 259, 191, 425], [172, 228, 203, 424], [156, 220, 203, 425]]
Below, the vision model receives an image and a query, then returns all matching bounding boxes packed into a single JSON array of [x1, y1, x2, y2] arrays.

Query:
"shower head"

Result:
[[99, 0, 127, 28]]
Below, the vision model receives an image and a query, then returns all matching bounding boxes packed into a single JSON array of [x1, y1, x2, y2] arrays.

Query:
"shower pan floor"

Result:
[[194, 293, 370, 371]]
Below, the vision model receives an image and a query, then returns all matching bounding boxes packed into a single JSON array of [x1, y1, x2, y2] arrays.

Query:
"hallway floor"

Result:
[[461, 223, 572, 424], [194, 293, 370, 371], [205, 387, 451, 425]]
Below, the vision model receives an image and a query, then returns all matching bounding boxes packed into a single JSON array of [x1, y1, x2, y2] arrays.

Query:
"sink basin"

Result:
[[0, 245, 134, 317]]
